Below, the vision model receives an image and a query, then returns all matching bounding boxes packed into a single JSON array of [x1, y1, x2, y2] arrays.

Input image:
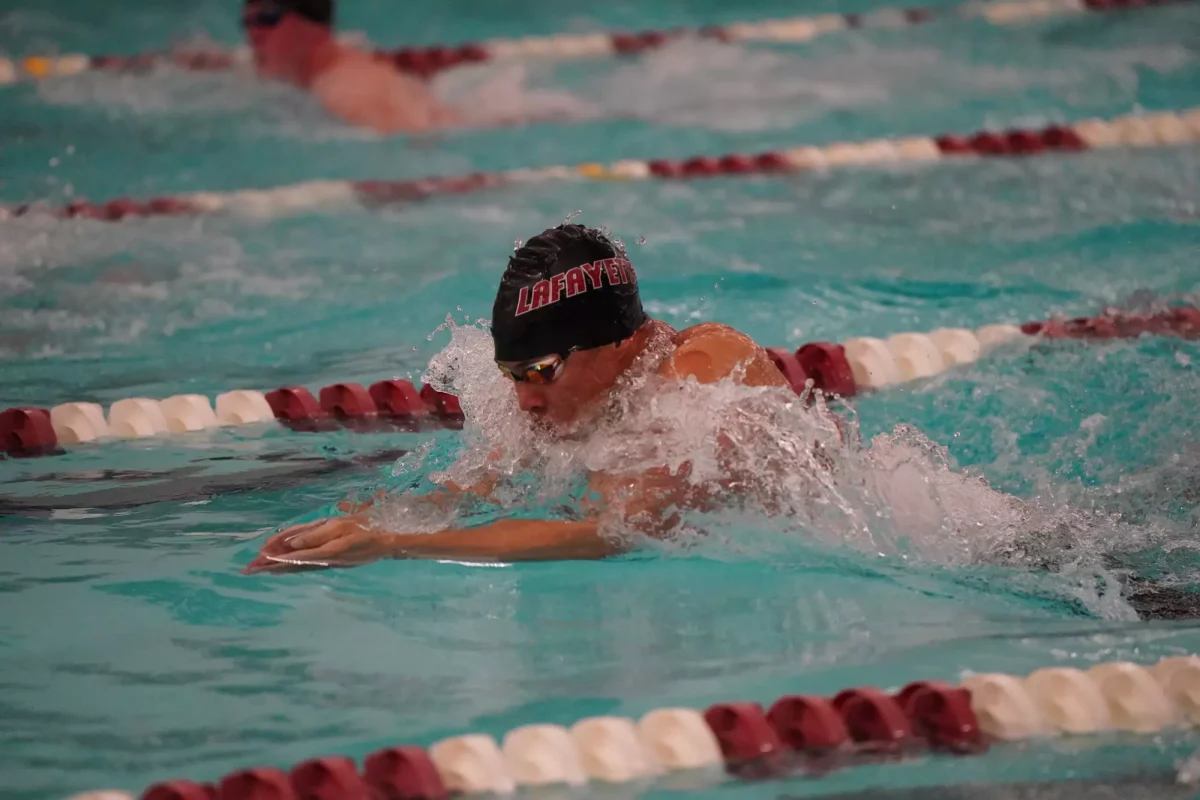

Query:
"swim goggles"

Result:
[[497, 353, 569, 385], [242, 2, 287, 29]]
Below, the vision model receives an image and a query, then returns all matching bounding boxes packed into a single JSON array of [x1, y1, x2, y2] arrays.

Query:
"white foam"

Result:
[[371, 318, 1164, 620]]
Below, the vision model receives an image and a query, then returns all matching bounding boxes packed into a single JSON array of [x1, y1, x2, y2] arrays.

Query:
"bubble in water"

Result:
[[390, 440, 433, 479], [636, 236, 646, 245], [1179, 750, 1200, 785], [563, 210, 583, 225], [513, 239, 523, 251]]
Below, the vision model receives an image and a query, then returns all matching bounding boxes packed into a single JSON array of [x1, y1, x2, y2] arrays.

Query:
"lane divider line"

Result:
[[2, 109, 1197, 225], [2, 0, 1192, 86], [4, 306, 1197, 459], [60, 653, 1200, 800]]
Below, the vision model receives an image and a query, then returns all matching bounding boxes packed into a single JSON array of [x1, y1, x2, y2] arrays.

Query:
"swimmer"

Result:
[[245, 223, 814, 574], [242, 0, 458, 133]]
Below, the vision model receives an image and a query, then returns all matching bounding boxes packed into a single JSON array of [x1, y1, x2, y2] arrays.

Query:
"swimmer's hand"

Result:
[[243, 516, 394, 574]]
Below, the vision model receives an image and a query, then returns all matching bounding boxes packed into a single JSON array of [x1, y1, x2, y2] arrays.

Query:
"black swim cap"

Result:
[[492, 224, 649, 363], [246, 0, 334, 27]]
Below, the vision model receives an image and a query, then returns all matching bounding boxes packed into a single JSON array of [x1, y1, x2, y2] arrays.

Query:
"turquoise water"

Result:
[[3, 1, 1200, 798]]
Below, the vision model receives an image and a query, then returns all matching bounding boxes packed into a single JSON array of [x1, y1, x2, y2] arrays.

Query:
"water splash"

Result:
[[370, 319, 1165, 618]]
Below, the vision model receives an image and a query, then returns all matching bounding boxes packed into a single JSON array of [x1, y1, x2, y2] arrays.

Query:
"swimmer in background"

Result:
[[242, 0, 459, 134], [245, 223, 829, 573]]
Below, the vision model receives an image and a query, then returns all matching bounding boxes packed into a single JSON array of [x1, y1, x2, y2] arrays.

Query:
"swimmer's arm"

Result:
[[393, 518, 618, 560], [244, 514, 619, 572], [243, 330, 792, 574], [245, 468, 681, 574]]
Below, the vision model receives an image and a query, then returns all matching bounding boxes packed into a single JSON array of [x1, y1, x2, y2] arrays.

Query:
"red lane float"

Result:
[[419, 385, 465, 422], [766, 348, 811, 395], [318, 383, 378, 420], [703, 702, 785, 764], [765, 695, 851, 752], [0, 407, 59, 456], [288, 757, 370, 800], [363, 747, 448, 800], [795, 343, 857, 399], [894, 681, 983, 753], [368, 380, 430, 419], [831, 688, 914, 753], [264, 386, 329, 431], [217, 768, 294, 800]]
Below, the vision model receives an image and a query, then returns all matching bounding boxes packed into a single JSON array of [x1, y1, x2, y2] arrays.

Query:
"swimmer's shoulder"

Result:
[[659, 322, 787, 387], [312, 48, 442, 132]]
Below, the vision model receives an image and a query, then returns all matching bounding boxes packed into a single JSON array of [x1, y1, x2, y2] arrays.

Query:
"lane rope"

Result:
[[0, 0, 1191, 85], [2, 108, 1198, 225], [4, 306, 1197, 459], [61, 653, 1200, 800]]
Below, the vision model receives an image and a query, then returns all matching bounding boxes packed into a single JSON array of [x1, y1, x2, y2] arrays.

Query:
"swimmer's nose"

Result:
[[515, 383, 547, 414]]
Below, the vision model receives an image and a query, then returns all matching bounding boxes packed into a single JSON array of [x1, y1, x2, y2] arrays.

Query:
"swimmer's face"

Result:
[[242, 2, 286, 57], [243, 3, 328, 83], [500, 345, 625, 429]]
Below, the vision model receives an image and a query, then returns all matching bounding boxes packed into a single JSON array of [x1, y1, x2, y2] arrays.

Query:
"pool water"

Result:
[[3, 0, 1200, 798]]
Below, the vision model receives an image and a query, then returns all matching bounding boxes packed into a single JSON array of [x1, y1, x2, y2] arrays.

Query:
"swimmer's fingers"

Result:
[[285, 519, 364, 551], [244, 519, 388, 575], [243, 543, 311, 574], [273, 534, 380, 569], [255, 520, 325, 557], [243, 519, 334, 575], [242, 558, 329, 576]]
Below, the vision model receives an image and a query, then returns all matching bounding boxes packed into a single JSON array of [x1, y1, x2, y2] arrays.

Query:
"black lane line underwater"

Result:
[[0, 448, 406, 515]]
